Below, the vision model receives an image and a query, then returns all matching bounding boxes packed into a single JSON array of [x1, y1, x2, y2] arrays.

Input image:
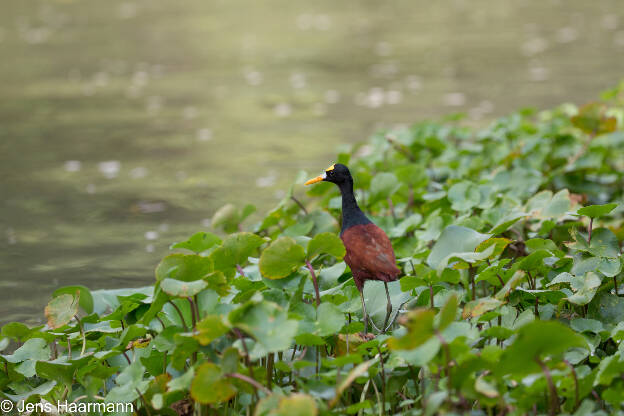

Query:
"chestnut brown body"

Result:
[[341, 223, 400, 291]]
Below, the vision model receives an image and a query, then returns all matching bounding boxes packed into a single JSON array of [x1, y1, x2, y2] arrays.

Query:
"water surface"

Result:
[[1, 0, 624, 324]]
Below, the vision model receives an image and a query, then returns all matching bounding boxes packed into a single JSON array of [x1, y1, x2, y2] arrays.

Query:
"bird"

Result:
[[305, 163, 401, 333]]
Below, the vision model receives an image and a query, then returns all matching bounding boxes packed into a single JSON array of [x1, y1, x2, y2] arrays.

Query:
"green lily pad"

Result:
[[171, 231, 222, 253], [45, 293, 79, 329], [497, 320, 587, 376], [161, 278, 208, 298], [191, 362, 237, 404], [307, 232, 345, 260], [259, 237, 306, 279]]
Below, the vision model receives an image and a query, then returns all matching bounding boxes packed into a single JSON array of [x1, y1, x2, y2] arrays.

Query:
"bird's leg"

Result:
[[359, 290, 369, 334], [383, 282, 392, 333]]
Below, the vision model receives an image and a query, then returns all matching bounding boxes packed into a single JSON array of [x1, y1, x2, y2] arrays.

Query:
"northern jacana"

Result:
[[305, 163, 401, 333]]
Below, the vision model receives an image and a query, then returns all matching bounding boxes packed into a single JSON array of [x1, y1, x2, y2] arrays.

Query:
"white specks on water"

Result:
[[385, 90, 402, 105], [405, 75, 422, 92], [443, 92, 466, 107], [145, 244, 155, 253], [63, 160, 81, 172], [136, 201, 166, 213], [324, 89, 340, 104], [614, 31, 624, 47], [296, 14, 331, 30], [528, 63, 549, 82], [146, 96, 164, 115], [118, 2, 138, 19], [256, 171, 277, 188], [469, 100, 495, 120], [289, 73, 306, 89], [274, 103, 292, 117], [6, 228, 17, 245], [132, 71, 149, 87], [314, 15, 331, 31], [556, 27, 578, 43], [183, 106, 199, 120], [243, 68, 263, 86], [296, 14, 313, 30], [159, 223, 170, 232], [98, 160, 121, 179], [370, 61, 399, 78], [375, 42, 393, 57], [86, 184, 96, 194], [145, 231, 159, 240], [201, 218, 212, 227], [197, 128, 213, 142], [129, 167, 148, 179], [602, 14, 619, 30], [522, 37, 548, 56], [312, 102, 326, 116], [93, 72, 109, 88], [176, 171, 187, 181]]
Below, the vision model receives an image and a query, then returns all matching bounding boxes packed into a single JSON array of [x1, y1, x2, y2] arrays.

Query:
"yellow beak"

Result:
[[304, 175, 324, 185]]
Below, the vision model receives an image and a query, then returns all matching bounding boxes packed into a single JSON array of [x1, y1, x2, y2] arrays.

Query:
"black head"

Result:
[[305, 163, 352, 186]]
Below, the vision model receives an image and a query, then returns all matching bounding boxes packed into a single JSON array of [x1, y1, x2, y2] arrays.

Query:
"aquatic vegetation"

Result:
[[1, 84, 624, 415]]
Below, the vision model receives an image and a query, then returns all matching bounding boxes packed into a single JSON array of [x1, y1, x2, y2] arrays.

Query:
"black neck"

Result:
[[338, 178, 371, 233]]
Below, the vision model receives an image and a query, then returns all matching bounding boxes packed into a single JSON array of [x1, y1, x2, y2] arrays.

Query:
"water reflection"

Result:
[[1, 0, 623, 324]]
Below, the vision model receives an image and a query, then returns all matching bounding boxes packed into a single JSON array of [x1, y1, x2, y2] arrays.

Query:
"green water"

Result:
[[1, 0, 623, 324]]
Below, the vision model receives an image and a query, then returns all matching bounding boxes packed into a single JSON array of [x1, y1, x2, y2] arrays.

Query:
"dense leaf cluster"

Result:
[[2, 85, 624, 415]]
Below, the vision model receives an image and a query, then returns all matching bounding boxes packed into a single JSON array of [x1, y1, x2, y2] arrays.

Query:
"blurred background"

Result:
[[1, 0, 624, 324]]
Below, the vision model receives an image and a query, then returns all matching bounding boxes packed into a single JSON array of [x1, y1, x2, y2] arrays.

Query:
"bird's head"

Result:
[[305, 163, 352, 186]]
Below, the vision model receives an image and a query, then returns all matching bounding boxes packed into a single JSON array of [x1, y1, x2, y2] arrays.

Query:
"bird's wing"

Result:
[[341, 223, 400, 278]]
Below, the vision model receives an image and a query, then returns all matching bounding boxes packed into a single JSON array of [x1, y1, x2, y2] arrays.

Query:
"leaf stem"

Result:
[[377, 347, 387, 416], [469, 265, 476, 301], [234, 328, 259, 401], [74, 315, 86, 357], [167, 300, 189, 331], [588, 218, 593, 244], [535, 357, 559, 416], [266, 353, 274, 390], [290, 196, 308, 215], [305, 260, 321, 307], [435, 330, 453, 406], [564, 360, 579, 411], [225, 373, 271, 395]]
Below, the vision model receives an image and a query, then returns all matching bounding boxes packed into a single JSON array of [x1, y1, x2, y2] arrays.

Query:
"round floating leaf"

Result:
[[369, 172, 401, 203], [427, 226, 491, 270], [229, 301, 298, 353], [155, 254, 213, 282], [259, 237, 306, 279], [209, 232, 265, 273], [448, 181, 481, 212], [307, 232, 345, 260], [194, 315, 229, 345], [497, 320, 587, 376], [161, 278, 208, 298], [462, 297, 503, 319], [577, 203, 618, 218], [45, 293, 79, 329], [171, 232, 222, 253], [1, 322, 31, 341], [315, 302, 346, 337], [587, 228, 620, 258], [191, 362, 237, 404], [52, 285, 93, 314]]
